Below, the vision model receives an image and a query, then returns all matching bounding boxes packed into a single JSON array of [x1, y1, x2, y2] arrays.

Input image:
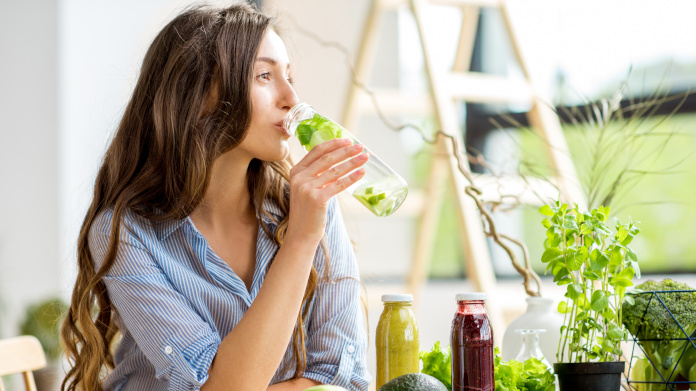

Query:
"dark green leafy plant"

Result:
[[19, 297, 68, 362], [622, 279, 696, 390], [540, 202, 640, 363]]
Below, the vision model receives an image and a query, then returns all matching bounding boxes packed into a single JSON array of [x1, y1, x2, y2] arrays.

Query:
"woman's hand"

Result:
[[286, 138, 367, 246]]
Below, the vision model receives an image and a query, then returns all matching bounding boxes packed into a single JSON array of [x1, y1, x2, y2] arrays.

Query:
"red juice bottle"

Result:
[[451, 293, 494, 391]]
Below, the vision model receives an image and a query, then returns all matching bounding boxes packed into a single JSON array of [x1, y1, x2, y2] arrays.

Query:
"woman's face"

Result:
[[236, 29, 299, 162]]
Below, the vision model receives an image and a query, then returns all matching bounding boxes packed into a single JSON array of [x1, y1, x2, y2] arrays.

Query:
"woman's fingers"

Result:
[[291, 138, 352, 173], [320, 168, 367, 196], [305, 143, 365, 177], [309, 153, 368, 189]]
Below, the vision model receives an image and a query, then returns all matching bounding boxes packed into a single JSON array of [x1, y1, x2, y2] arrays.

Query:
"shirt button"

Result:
[[164, 346, 173, 355], [346, 345, 355, 354]]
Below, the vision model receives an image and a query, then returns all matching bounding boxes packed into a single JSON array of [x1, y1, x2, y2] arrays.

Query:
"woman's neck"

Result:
[[190, 150, 257, 231]]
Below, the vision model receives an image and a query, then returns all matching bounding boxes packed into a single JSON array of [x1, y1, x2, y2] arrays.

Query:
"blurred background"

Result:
[[1, 0, 695, 390]]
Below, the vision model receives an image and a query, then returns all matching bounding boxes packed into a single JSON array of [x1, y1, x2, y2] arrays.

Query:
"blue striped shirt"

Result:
[[89, 197, 371, 391]]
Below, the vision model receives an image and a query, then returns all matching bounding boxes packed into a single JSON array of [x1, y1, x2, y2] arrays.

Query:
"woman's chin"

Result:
[[259, 143, 291, 163]]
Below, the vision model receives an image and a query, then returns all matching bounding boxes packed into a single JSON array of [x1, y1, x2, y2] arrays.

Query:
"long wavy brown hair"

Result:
[[60, 4, 326, 390]]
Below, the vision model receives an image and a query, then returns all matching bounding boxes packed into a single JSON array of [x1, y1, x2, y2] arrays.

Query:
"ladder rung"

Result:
[[446, 72, 534, 104], [357, 88, 433, 115]]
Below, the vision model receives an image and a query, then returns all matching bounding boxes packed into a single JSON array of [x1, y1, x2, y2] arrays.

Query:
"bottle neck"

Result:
[[283, 102, 314, 135], [383, 301, 412, 309], [456, 300, 486, 314]]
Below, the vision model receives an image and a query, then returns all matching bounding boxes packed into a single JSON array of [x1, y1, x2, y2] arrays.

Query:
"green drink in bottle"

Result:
[[283, 103, 408, 217]]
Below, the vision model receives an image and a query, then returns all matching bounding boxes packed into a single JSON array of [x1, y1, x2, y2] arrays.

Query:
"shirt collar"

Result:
[[153, 198, 285, 241]]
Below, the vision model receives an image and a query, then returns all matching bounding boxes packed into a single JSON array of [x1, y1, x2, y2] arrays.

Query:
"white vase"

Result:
[[501, 296, 564, 364]]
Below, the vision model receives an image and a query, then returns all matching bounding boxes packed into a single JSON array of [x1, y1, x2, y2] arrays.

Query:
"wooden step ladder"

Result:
[[342, 0, 581, 338]]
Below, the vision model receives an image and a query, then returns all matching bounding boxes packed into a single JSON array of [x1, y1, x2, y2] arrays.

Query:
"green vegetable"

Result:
[[494, 347, 555, 391], [622, 279, 696, 390], [380, 373, 448, 391], [419, 341, 452, 391]]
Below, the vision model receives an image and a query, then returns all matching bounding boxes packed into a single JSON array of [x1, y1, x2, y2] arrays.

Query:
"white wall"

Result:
[[0, 0, 60, 338]]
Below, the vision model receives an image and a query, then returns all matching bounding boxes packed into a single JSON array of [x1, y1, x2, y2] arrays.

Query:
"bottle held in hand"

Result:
[[284, 103, 408, 217]]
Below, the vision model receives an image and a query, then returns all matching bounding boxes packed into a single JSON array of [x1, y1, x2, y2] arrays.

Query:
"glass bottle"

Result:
[[283, 103, 408, 217], [502, 297, 563, 364], [514, 329, 552, 370], [451, 293, 494, 391], [376, 294, 420, 389]]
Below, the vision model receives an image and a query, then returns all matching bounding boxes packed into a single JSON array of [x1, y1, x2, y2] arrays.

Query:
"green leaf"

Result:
[[602, 339, 615, 352], [552, 266, 569, 280], [630, 261, 641, 279], [551, 261, 567, 276], [616, 227, 629, 243], [539, 205, 554, 216], [563, 219, 579, 231], [590, 290, 609, 312], [541, 248, 562, 264], [619, 267, 635, 280], [607, 323, 624, 340], [541, 219, 551, 229], [567, 249, 583, 271], [419, 341, 451, 389], [610, 277, 633, 287], [558, 301, 569, 314], [583, 270, 601, 280], [295, 123, 317, 145], [566, 284, 584, 300], [626, 247, 637, 262], [590, 250, 611, 271], [609, 249, 623, 266]]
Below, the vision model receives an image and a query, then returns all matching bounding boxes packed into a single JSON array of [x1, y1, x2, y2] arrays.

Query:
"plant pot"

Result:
[[554, 362, 625, 391]]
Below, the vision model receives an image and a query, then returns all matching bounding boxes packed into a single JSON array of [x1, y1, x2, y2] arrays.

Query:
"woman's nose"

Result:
[[280, 79, 299, 110]]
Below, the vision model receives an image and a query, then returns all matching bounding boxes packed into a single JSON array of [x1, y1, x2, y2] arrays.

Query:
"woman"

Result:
[[60, 3, 371, 391]]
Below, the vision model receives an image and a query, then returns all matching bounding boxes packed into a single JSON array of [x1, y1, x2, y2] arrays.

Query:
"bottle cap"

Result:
[[455, 292, 487, 301], [381, 294, 413, 302]]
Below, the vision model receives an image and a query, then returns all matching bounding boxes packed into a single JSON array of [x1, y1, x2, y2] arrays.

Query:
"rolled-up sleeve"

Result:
[[302, 198, 371, 390], [90, 213, 220, 391]]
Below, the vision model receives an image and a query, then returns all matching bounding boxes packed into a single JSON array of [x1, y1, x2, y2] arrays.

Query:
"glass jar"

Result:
[[376, 294, 420, 389], [283, 103, 408, 217], [451, 293, 494, 391], [502, 297, 563, 364], [514, 329, 552, 370]]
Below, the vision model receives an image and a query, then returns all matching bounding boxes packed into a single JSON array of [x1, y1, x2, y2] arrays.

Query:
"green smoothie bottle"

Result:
[[376, 294, 420, 389]]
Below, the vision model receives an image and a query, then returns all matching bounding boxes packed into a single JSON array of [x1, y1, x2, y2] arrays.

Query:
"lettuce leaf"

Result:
[[494, 347, 555, 391], [420, 341, 452, 391]]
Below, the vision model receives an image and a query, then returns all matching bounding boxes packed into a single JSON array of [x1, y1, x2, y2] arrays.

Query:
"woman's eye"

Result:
[[258, 72, 270, 81]]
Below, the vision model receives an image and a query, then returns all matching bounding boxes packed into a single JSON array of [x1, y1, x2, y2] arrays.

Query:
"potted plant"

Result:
[[20, 297, 68, 391], [540, 202, 640, 391]]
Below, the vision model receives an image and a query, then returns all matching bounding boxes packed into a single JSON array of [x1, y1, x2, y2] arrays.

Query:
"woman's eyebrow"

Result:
[[256, 57, 290, 70], [257, 56, 277, 65]]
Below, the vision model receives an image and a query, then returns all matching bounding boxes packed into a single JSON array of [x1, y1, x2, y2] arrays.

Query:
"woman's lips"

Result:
[[275, 121, 290, 137]]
